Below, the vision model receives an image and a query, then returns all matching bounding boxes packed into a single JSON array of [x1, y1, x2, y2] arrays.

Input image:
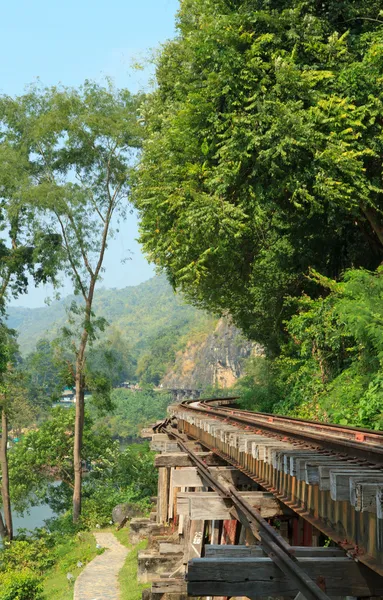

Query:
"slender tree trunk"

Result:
[[73, 364, 85, 523], [1, 409, 12, 540], [0, 511, 7, 539]]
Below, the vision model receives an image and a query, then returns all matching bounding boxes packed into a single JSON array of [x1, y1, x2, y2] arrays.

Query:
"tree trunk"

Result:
[[0, 511, 7, 539], [362, 205, 383, 249], [73, 365, 85, 523], [1, 409, 12, 540]]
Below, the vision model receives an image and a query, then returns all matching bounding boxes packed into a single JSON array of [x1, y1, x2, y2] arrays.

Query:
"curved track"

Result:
[[182, 397, 383, 465]]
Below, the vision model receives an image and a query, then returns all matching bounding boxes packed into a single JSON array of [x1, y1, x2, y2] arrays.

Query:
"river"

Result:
[[12, 502, 57, 534]]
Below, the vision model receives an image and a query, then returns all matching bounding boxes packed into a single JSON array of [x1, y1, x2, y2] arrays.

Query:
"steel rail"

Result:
[[163, 425, 333, 600], [183, 400, 383, 465]]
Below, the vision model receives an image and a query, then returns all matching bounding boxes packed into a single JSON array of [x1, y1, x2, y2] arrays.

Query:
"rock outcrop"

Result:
[[161, 318, 261, 390]]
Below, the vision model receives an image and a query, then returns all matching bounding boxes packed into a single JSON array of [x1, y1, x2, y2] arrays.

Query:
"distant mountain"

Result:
[[7, 275, 215, 356]]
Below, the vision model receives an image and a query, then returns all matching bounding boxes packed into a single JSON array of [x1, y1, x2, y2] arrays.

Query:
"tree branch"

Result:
[[55, 212, 88, 300]]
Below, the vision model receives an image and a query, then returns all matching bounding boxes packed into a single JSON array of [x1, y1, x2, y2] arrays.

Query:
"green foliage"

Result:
[[137, 325, 186, 385], [8, 407, 116, 513], [92, 388, 173, 440], [0, 537, 56, 572], [238, 268, 383, 429], [0, 571, 43, 600], [134, 0, 383, 353]]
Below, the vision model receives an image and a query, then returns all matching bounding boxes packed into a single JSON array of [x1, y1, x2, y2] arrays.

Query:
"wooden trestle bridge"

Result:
[[132, 397, 383, 600]]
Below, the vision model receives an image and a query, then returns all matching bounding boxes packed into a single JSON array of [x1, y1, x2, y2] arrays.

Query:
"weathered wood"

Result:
[[151, 579, 187, 594], [137, 552, 182, 583], [211, 519, 220, 545], [157, 467, 170, 524], [155, 452, 225, 468], [171, 466, 251, 489], [176, 491, 282, 520], [184, 519, 204, 564], [171, 468, 203, 488], [204, 544, 346, 558], [159, 542, 184, 555], [377, 486, 383, 519], [305, 460, 353, 485], [150, 441, 180, 452], [330, 468, 381, 501], [129, 518, 169, 545], [319, 464, 362, 492], [293, 455, 334, 481], [187, 557, 383, 597], [355, 482, 383, 513], [349, 475, 383, 510]]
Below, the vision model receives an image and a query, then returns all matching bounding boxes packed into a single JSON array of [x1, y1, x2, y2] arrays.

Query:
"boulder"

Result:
[[112, 502, 143, 525]]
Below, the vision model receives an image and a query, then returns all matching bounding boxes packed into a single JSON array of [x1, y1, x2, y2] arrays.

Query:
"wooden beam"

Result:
[[171, 466, 252, 488], [330, 469, 381, 501], [172, 468, 203, 488], [187, 557, 383, 597], [151, 579, 187, 594], [137, 552, 182, 583], [155, 452, 225, 468], [176, 491, 282, 520], [204, 544, 346, 558], [157, 467, 170, 524], [158, 542, 184, 555], [151, 441, 180, 452]]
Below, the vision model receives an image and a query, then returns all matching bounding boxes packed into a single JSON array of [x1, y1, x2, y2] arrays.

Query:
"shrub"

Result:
[[0, 571, 44, 600]]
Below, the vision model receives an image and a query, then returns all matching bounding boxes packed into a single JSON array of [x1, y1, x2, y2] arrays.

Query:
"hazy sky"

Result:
[[1, 0, 180, 307]]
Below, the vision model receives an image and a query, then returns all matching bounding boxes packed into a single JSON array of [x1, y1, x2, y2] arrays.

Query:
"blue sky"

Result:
[[1, 0, 180, 307]]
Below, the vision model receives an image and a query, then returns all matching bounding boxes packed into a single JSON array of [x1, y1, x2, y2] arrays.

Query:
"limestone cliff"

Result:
[[161, 318, 261, 390]]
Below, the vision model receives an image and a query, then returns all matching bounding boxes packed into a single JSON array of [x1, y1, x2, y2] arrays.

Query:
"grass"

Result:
[[118, 538, 150, 600], [43, 525, 149, 600], [43, 531, 101, 600], [111, 525, 151, 600]]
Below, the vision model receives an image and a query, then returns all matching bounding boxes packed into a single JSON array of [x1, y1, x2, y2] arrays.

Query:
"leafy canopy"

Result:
[[134, 0, 383, 353]]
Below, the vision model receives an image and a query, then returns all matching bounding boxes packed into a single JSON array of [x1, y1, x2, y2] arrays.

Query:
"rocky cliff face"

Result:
[[161, 318, 261, 390]]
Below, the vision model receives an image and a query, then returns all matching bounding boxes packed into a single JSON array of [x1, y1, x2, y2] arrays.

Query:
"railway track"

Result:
[[168, 396, 383, 575], [182, 397, 383, 465]]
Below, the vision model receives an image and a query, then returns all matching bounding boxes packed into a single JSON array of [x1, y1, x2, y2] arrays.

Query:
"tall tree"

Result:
[[0, 81, 142, 521], [133, 0, 383, 353], [0, 165, 60, 538]]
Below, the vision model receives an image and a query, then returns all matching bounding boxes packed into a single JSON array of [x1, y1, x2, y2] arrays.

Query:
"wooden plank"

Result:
[[171, 466, 250, 489], [187, 557, 383, 597], [171, 467, 203, 487], [377, 487, 383, 519], [211, 519, 220, 545], [177, 491, 282, 521], [155, 452, 225, 468], [349, 475, 383, 509], [318, 464, 363, 492], [305, 460, 353, 485], [151, 579, 187, 594], [184, 519, 204, 564], [330, 469, 381, 501], [158, 542, 184, 555], [137, 552, 182, 583], [157, 467, 170, 524], [293, 455, 334, 481], [354, 481, 383, 513], [204, 545, 346, 558], [150, 441, 180, 452]]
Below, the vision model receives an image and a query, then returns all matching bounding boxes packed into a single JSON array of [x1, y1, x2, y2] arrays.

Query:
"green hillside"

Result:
[[7, 275, 216, 358]]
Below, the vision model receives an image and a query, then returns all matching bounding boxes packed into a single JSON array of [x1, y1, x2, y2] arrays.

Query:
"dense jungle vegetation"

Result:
[[134, 0, 383, 430]]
